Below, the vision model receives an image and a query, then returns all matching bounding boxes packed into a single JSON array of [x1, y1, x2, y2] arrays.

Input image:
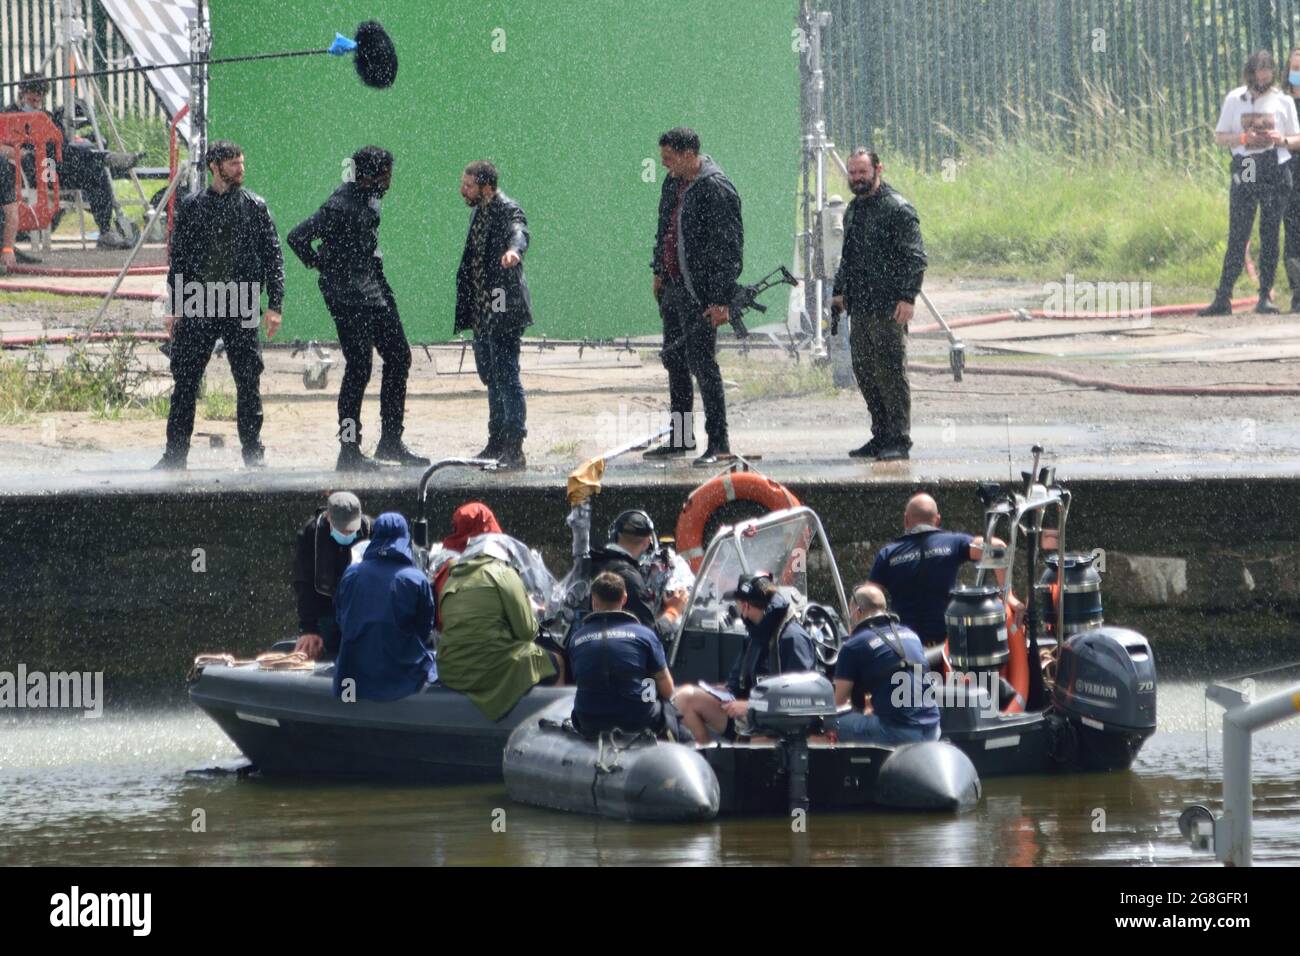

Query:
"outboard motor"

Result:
[[1051, 626, 1156, 770], [1036, 552, 1104, 640], [748, 672, 838, 813]]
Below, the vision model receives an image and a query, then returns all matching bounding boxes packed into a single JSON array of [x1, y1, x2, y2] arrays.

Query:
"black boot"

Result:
[[337, 442, 381, 472], [474, 425, 503, 460], [849, 437, 882, 459], [692, 441, 731, 467], [151, 448, 187, 471], [242, 445, 266, 469], [1197, 296, 1233, 317], [1256, 295, 1280, 315], [374, 436, 430, 467], [493, 435, 527, 471]]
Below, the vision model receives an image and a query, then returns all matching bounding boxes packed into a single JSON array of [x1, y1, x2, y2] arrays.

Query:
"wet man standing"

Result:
[[155, 141, 283, 471], [455, 160, 533, 471], [646, 128, 743, 466], [288, 146, 428, 472], [832, 148, 927, 461]]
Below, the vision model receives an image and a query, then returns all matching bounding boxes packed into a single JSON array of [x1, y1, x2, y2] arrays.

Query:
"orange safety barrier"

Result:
[[0, 111, 63, 232]]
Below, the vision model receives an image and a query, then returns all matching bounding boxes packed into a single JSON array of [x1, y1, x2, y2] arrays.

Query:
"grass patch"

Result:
[[722, 354, 837, 402], [200, 381, 236, 422], [0, 290, 102, 307], [824, 83, 1270, 302], [0, 337, 167, 423], [547, 439, 583, 458]]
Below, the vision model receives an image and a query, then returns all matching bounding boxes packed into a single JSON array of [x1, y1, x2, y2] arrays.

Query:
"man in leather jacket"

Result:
[[831, 148, 927, 462], [455, 160, 533, 470], [155, 140, 284, 470]]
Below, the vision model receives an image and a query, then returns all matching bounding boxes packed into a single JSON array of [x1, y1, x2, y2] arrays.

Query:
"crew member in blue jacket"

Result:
[[833, 583, 940, 744], [333, 512, 436, 701], [568, 571, 689, 740]]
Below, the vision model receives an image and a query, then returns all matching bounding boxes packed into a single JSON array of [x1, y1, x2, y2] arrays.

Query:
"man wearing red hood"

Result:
[[432, 502, 503, 627]]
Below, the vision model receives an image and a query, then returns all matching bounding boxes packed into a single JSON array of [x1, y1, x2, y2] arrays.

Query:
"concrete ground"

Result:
[[3, 271, 1300, 495]]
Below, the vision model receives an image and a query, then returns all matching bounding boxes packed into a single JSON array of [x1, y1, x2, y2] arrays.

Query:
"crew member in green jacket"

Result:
[[436, 540, 563, 720]]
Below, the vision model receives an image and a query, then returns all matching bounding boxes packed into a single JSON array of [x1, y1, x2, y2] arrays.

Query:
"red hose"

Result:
[[2, 265, 167, 277], [909, 361, 1300, 396], [2, 331, 167, 346], [912, 297, 1257, 335], [0, 281, 157, 301]]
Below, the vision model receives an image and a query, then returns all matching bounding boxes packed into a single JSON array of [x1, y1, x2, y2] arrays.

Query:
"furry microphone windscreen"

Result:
[[353, 20, 398, 89]]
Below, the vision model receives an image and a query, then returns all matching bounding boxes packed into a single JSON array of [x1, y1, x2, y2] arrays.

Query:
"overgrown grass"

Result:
[[0, 337, 167, 423], [827, 84, 1269, 302], [200, 382, 236, 422], [721, 353, 836, 402]]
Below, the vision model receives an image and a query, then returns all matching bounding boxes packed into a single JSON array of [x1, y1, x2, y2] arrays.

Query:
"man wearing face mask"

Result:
[[288, 146, 428, 471], [1200, 50, 1300, 316], [831, 148, 927, 462], [291, 491, 374, 661]]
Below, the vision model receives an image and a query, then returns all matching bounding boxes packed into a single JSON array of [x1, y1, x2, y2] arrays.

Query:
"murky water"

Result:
[[2, 677, 1297, 867]]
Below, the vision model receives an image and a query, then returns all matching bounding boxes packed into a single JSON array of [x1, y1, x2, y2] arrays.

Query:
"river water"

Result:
[[2, 676, 1298, 867]]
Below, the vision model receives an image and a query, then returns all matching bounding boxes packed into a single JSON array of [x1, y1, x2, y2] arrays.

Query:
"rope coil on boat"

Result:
[[188, 651, 314, 682]]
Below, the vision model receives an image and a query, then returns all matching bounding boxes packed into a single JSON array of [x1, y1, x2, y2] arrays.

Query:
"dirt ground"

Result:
[[4, 270, 1300, 487]]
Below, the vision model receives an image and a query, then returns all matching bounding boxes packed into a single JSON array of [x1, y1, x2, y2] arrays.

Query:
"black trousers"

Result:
[[165, 316, 264, 455], [659, 278, 727, 448], [328, 293, 412, 446], [1284, 172, 1300, 305], [849, 309, 911, 448], [1214, 152, 1292, 301], [17, 145, 116, 231]]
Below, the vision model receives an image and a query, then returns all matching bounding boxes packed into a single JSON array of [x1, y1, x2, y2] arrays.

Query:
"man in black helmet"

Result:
[[586, 510, 688, 647], [288, 145, 428, 472]]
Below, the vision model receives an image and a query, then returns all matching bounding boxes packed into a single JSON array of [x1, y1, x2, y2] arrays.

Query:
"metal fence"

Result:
[[822, 0, 1300, 168], [0, 0, 165, 120]]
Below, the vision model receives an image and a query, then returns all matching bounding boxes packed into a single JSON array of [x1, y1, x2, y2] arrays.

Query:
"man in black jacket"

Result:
[[646, 127, 743, 466], [832, 148, 927, 462], [154, 141, 284, 470], [288, 146, 428, 471], [291, 491, 374, 660], [586, 510, 688, 648], [455, 160, 532, 470]]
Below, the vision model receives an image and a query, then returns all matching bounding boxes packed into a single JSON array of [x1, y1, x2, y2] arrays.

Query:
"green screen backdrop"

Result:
[[207, 0, 799, 342]]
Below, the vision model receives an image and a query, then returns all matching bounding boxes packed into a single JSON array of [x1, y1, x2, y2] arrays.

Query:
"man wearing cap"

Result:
[[586, 510, 688, 647], [673, 574, 816, 742], [833, 583, 940, 745], [567, 571, 691, 741], [291, 491, 373, 661]]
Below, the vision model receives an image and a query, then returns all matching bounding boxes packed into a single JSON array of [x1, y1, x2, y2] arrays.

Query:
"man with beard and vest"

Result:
[[832, 583, 940, 745], [673, 574, 816, 742], [567, 571, 691, 741], [831, 147, 927, 461], [291, 491, 373, 661], [585, 510, 688, 648], [288, 146, 428, 472], [645, 127, 743, 466]]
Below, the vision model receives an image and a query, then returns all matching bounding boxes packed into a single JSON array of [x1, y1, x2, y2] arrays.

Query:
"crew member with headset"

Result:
[[673, 574, 816, 743], [1200, 49, 1300, 316], [832, 583, 940, 745], [586, 510, 688, 647], [292, 491, 373, 661], [567, 571, 691, 741]]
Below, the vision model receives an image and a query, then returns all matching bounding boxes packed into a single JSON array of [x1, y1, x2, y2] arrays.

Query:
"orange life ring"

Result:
[[675, 472, 801, 572]]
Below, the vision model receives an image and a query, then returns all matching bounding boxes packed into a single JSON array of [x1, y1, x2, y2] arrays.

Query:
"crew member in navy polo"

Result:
[[833, 583, 940, 744], [868, 492, 987, 645], [568, 571, 689, 740]]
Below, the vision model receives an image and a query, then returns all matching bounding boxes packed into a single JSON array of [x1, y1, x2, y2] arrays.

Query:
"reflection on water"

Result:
[[2, 681, 1298, 866]]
